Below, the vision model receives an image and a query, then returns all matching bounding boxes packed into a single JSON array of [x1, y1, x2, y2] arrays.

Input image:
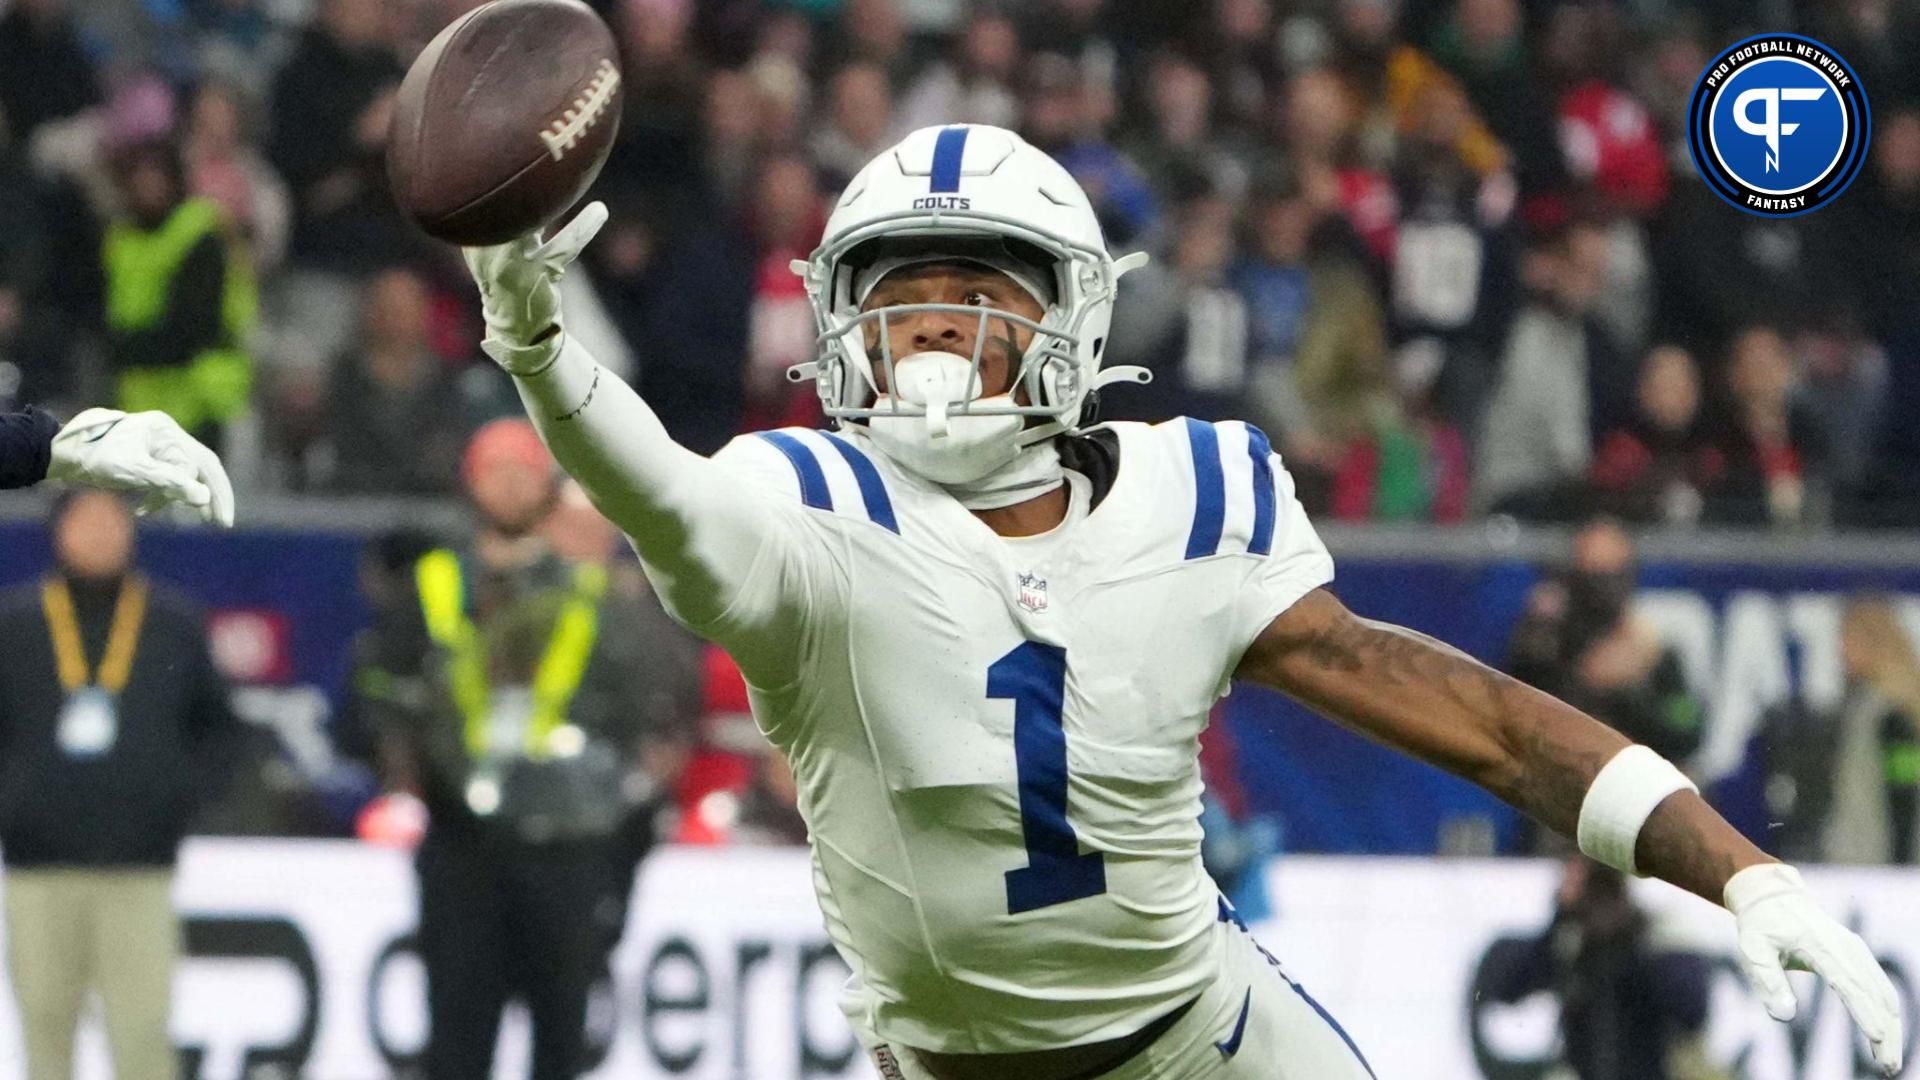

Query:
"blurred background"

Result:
[[0, 0, 1918, 1076]]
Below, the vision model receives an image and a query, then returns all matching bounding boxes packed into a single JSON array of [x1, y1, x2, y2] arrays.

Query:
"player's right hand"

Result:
[[1725, 863, 1904, 1075], [48, 408, 235, 527], [462, 201, 608, 376]]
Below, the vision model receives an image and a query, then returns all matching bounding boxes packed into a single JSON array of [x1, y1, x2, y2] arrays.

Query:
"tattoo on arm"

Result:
[[1294, 616, 1622, 833], [1255, 593, 1767, 903]]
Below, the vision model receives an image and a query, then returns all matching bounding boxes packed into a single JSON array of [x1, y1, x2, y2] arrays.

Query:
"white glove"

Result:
[[48, 408, 235, 527], [1726, 863, 1904, 1075], [461, 202, 609, 375]]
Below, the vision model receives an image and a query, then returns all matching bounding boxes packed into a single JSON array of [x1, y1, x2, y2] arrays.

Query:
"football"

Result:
[[386, 0, 623, 247]]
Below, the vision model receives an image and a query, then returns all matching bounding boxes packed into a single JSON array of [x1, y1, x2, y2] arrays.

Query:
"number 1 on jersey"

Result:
[[988, 641, 1107, 914]]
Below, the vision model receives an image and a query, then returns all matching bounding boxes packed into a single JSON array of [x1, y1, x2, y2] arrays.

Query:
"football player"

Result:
[[1, 406, 233, 525], [462, 125, 1901, 1079]]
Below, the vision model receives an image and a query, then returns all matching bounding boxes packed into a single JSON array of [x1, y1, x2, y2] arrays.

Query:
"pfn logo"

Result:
[[1688, 34, 1869, 217], [1732, 86, 1828, 171]]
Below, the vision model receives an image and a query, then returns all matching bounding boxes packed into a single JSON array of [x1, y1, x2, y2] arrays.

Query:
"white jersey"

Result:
[[677, 417, 1334, 1054]]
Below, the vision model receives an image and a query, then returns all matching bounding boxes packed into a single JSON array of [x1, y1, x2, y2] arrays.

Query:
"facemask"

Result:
[[863, 351, 1031, 486]]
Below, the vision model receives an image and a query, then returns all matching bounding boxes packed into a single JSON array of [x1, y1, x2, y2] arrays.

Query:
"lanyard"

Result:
[[41, 576, 149, 695]]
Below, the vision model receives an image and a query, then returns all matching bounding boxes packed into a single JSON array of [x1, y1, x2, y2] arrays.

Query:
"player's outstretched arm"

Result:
[[462, 204, 780, 632], [1236, 587, 1904, 1076]]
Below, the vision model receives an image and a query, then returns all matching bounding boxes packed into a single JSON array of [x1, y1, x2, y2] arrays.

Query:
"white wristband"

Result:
[[1576, 745, 1697, 875]]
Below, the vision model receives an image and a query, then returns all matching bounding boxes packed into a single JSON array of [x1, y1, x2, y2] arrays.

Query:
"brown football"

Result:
[[387, 0, 623, 247]]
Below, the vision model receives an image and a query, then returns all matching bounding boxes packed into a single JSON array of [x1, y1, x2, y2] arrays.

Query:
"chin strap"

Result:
[[945, 439, 1065, 510]]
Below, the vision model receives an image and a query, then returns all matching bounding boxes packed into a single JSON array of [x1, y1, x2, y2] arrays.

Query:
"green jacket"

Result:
[[103, 197, 257, 431]]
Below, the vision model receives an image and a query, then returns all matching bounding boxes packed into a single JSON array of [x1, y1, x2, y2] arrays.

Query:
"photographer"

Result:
[[1506, 517, 1703, 765], [1475, 859, 1717, 1080]]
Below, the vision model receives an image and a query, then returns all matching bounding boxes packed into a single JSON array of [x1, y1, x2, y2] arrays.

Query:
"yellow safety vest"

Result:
[[103, 197, 258, 431], [413, 550, 608, 760]]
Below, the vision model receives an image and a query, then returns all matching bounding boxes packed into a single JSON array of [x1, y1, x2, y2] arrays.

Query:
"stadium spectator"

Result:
[[307, 268, 484, 494], [1587, 345, 1720, 526], [675, 647, 804, 847], [1474, 219, 1623, 520], [1278, 68, 1396, 266], [1815, 596, 1920, 864], [1232, 170, 1392, 459], [1192, 0, 1280, 136], [1015, 0, 1112, 63], [1427, 0, 1562, 196], [594, 0, 704, 210], [817, 0, 910, 83], [582, 200, 753, 456], [1475, 858, 1715, 1080], [1127, 50, 1253, 207], [1102, 190, 1248, 424], [186, 0, 291, 96], [267, 0, 407, 272], [0, 0, 101, 148], [1758, 595, 1920, 866], [1846, 110, 1920, 527], [810, 61, 899, 191], [102, 139, 256, 453], [1337, 2, 1508, 185], [1819, 104, 1920, 345], [349, 420, 697, 1080], [1650, 179, 1815, 360], [732, 747, 809, 847], [1385, 78, 1521, 429], [1506, 518, 1703, 768], [746, 49, 813, 150], [1795, 309, 1889, 500], [897, 8, 1022, 134], [0, 0, 1915, 543], [0, 104, 49, 401], [1706, 324, 1830, 527], [0, 490, 239, 1080], [1022, 51, 1160, 247], [183, 79, 291, 274], [698, 68, 765, 217], [1326, 394, 1471, 523], [1542, 5, 1667, 222], [742, 153, 828, 432]]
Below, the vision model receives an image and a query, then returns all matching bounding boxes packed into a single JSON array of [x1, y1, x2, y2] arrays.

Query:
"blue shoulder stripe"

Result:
[[1184, 418, 1225, 559], [1245, 424, 1277, 556], [820, 432, 900, 534], [756, 431, 832, 511]]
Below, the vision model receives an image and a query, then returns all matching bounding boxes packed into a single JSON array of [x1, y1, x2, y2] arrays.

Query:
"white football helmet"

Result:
[[789, 124, 1149, 482]]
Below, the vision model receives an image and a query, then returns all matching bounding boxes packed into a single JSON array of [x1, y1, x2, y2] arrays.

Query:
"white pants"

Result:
[[860, 906, 1377, 1080]]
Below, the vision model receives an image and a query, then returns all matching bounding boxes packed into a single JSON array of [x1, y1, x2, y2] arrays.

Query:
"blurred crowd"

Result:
[[3, 0, 1920, 526], [1506, 516, 1920, 867]]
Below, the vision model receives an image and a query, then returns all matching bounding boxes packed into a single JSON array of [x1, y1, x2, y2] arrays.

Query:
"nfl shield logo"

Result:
[[873, 1046, 906, 1080], [1017, 572, 1048, 614]]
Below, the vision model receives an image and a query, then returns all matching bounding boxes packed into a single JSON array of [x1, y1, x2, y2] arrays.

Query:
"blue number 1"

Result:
[[988, 641, 1107, 914]]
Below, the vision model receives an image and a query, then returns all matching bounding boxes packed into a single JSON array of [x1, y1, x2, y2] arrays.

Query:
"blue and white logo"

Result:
[[1688, 35, 1869, 216]]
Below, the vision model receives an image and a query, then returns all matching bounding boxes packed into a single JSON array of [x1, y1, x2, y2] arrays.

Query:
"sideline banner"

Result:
[[0, 843, 1911, 1079], [6, 523, 1920, 854]]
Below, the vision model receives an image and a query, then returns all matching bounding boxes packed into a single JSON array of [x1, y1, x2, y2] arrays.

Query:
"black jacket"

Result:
[[0, 407, 57, 489], [0, 575, 240, 866], [267, 27, 409, 270], [1475, 913, 1713, 1080]]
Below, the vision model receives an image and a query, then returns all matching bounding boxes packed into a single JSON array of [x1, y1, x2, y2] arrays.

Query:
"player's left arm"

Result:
[[1236, 586, 1905, 1075]]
